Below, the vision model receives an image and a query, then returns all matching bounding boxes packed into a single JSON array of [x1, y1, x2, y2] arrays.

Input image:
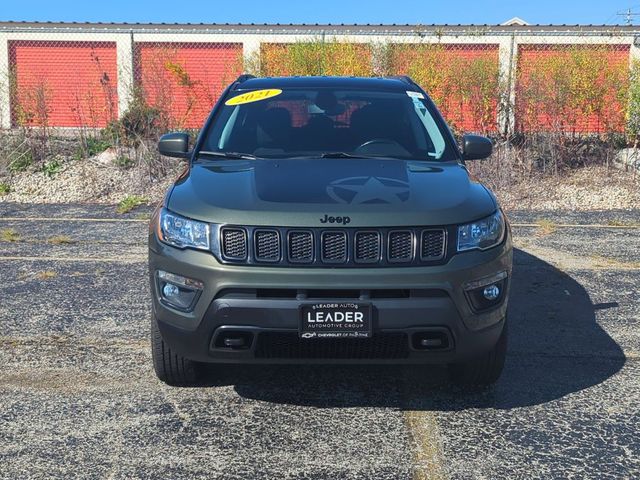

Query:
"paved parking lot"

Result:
[[1, 203, 639, 479]]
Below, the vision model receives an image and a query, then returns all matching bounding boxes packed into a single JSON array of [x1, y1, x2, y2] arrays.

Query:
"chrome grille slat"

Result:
[[255, 230, 280, 262], [321, 231, 347, 263]]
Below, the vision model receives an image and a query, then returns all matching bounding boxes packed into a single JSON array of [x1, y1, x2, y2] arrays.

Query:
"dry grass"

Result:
[[0, 228, 20, 242], [36, 270, 57, 280], [606, 219, 640, 227], [535, 219, 557, 236], [47, 235, 76, 245], [588, 254, 640, 269]]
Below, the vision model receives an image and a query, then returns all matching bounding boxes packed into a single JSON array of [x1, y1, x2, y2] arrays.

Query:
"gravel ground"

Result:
[[0, 203, 639, 479], [492, 166, 640, 211], [1, 155, 182, 205]]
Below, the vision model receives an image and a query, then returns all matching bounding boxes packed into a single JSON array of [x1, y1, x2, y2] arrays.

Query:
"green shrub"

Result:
[[0, 183, 10, 195], [104, 92, 161, 146], [85, 137, 111, 157], [116, 156, 135, 169], [42, 158, 62, 178], [8, 151, 33, 172]]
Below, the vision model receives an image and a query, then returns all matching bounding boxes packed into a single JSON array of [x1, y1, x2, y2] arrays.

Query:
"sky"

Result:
[[2, 0, 640, 25]]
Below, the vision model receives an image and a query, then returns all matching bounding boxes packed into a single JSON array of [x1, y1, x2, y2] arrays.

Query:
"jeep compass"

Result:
[[149, 75, 512, 386]]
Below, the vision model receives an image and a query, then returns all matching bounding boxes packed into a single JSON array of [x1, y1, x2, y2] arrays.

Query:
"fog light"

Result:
[[163, 283, 180, 298], [483, 284, 500, 301], [464, 271, 508, 312], [157, 270, 203, 312]]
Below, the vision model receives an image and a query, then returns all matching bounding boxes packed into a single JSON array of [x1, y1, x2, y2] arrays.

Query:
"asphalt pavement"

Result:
[[0, 203, 638, 479]]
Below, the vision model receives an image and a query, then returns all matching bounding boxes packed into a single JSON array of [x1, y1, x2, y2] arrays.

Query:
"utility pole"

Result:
[[617, 8, 640, 25]]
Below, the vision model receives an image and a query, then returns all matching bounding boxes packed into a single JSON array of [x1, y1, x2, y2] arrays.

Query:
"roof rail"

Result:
[[230, 74, 256, 89], [385, 75, 417, 87]]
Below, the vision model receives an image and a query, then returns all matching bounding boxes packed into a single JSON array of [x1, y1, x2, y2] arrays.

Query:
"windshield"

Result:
[[199, 88, 457, 161]]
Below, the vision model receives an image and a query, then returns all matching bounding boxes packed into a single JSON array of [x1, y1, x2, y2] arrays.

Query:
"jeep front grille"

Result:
[[214, 226, 448, 267]]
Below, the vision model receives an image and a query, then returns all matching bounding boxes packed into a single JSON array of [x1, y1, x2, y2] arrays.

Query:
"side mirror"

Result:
[[462, 134, 493, 160], [158, 132, 190, 158]]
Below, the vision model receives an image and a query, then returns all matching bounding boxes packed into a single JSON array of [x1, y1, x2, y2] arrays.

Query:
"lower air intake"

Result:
[[255, 332, 409, 359]]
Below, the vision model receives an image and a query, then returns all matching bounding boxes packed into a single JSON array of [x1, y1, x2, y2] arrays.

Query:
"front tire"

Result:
[[449, 319, 508, 387], [151, 316, 202, 386]]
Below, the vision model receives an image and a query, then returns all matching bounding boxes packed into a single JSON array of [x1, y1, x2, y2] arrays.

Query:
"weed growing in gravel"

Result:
[[0, 229, 20, 242], [606, 219, 640, 227], [116, 155, 135, 169], [117, 195, 148, 214], [85, 137, 111, 157], [36, 270, 57, 280], [536, 219, 558, 236], [74, 136, 111, 160], [0, 183, 10, 195], [47, 235, 76, 245], [8, 150, 33, 172], [42, 158, 62, 178]]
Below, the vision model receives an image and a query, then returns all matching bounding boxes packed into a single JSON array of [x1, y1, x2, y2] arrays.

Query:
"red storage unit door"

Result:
[[135, 42, 243, 129], [9, 40, 118, 127]]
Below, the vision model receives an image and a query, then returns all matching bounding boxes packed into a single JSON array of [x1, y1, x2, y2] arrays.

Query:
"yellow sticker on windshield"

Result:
[[225, 89, 283, 106]]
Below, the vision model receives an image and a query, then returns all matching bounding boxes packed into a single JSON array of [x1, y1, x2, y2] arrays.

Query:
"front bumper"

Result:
[[149, 230, 512, 364]]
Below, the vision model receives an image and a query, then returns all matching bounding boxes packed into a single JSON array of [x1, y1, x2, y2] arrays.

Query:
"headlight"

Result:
[[457, 210, 505, 252], [158, 208, 210, 250]]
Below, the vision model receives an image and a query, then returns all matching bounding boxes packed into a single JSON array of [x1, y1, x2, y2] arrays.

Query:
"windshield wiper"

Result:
[[197, 151, 261, 160], [320, 152, 372, 159]]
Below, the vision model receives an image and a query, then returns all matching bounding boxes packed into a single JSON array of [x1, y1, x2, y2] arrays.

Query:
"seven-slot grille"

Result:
[[217, 227, 447, 266]]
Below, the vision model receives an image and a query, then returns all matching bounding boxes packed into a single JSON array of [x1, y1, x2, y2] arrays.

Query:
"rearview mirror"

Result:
[[158, 132, 190, 158], [462, 134, 492, 160]]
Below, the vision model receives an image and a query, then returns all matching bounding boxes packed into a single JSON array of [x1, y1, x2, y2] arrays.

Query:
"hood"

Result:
[[167, 158, 497, 227]]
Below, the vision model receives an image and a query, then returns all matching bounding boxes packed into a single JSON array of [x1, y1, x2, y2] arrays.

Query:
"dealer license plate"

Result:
[[299, 302, 372, 339]]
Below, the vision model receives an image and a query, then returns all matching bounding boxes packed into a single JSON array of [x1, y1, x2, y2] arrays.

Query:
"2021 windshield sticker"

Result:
[[225, 89, 283, 106]]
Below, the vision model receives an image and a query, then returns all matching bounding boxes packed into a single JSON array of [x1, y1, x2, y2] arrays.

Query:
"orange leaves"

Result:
[[515, 45, 630, 133], [386, 43, 501, 134], [259, 41, 372, 77]]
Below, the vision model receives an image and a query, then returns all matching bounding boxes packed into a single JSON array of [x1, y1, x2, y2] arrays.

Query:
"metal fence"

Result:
[[1, 22, 639, 135]]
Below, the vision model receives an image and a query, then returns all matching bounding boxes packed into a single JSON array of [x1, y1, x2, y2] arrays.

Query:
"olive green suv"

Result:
[[149, 75, 512, 386]]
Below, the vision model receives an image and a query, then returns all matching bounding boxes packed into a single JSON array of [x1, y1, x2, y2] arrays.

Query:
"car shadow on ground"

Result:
[[199, 248, 626, 410]]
